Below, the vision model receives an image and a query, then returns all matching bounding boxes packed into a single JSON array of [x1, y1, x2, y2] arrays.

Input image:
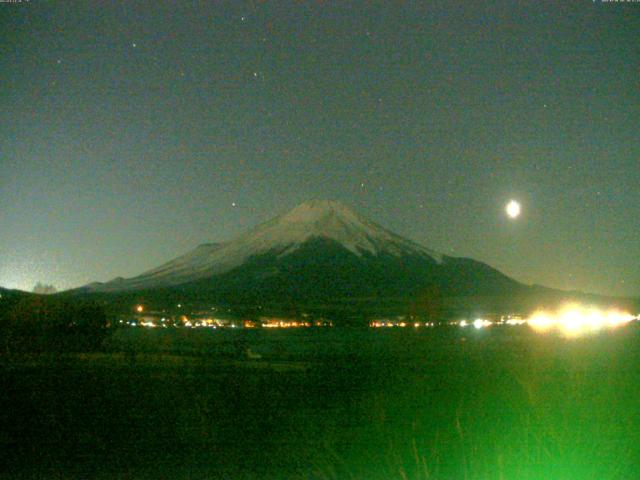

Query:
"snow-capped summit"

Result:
[[233, 199, 442, 259], [87, 200, 443, 292]]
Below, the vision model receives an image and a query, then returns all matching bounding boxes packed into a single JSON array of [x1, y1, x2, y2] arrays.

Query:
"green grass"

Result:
[[1, 326, 639, 479]]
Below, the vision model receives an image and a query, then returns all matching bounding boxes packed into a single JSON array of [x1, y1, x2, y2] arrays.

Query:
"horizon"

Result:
[[1, 198, 636, 301]]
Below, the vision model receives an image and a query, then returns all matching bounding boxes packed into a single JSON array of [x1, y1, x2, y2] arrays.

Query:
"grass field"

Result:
[[1, 325, 639, 479]]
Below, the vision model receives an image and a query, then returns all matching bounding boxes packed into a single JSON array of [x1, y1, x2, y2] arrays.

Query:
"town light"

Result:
[[527, 304, 635, 337], [473, 319, 491, 329]]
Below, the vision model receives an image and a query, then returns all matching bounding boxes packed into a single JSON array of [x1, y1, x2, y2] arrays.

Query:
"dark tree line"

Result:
[[0, 295, 107, 353]]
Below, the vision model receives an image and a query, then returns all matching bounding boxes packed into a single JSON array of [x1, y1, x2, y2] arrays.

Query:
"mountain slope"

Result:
[[177, 236, 522, 302], [79, 199, 530, 310], [87, 200, 445, 292], [73, 200, 638, 314]]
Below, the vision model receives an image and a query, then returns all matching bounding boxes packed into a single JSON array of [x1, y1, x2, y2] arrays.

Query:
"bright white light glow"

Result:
[[505, 319, 526, 326], [473, 318, 492, 329], [528, 312, 553, 332], [527, 304, 635, 337], [506, 200, 521, 219]]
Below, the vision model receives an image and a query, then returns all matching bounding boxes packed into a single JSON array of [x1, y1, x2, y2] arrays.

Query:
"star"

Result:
[[132, 42, 137, 48], [232, 202, 237, 207]]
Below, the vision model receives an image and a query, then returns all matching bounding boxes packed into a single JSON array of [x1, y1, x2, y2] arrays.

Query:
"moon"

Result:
[[506, 200, 521, 219]]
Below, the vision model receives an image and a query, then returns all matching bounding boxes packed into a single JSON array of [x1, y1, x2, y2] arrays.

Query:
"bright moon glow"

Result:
[[506, 200, 521, 219]]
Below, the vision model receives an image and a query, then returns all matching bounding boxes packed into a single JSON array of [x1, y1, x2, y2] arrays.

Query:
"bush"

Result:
[[0, 295, 107, 353]]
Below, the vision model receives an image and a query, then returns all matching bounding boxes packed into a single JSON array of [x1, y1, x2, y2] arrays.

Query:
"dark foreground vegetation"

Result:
[[0, 294, 107, 354], [1, 323, 640, 479]]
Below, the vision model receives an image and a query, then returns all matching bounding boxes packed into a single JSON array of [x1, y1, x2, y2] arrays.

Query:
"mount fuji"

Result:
[[83, 200, 524, 304]]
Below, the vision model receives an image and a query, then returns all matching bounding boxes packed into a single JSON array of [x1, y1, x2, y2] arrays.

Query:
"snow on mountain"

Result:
[[231, 200, 441, 260], [87, 200, 443, 292]]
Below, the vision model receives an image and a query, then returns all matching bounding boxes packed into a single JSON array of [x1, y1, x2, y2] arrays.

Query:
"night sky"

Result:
[[1, 1, 638, 297]]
